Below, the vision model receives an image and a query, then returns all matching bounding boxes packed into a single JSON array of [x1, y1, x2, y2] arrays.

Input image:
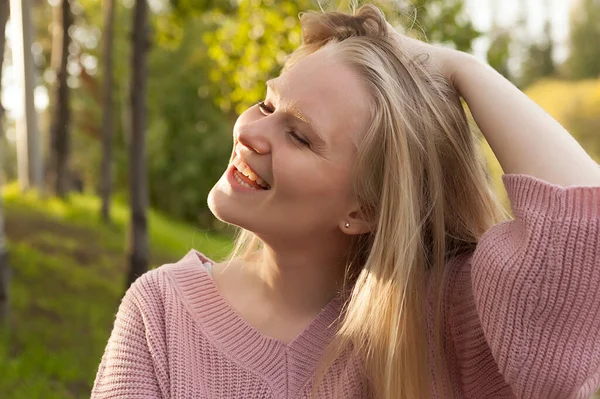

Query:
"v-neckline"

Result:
[[166, 249, 344, 393]]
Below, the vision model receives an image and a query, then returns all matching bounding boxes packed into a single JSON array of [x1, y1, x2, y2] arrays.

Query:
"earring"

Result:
[[345, 222, 350, 228]]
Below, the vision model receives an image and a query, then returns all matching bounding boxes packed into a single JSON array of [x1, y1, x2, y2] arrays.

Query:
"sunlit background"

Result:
[[0, 0, 578, 119], [0, 0, 598, 397]]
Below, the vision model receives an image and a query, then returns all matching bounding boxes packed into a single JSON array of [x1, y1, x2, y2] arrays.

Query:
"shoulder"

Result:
[[128, 249, 215, 310]]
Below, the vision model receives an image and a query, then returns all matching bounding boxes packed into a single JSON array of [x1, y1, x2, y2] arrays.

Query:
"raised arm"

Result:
[[447, 53, 600, 187], [387, 25, 600, 188]]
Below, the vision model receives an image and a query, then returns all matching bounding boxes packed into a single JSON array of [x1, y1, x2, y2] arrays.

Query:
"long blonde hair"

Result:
[[229, 4, 508, 398]]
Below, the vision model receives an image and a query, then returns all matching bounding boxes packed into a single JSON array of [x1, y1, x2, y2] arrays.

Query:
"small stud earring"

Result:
[[345, 222, 350, 228]]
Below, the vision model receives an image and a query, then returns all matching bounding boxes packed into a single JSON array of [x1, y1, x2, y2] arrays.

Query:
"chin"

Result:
[[207, 179, 248, 229], [207, 181, 228, 224]]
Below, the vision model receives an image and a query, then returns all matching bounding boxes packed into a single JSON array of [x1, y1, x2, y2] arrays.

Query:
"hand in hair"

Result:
[[385, 21, 463, 86], [386, 21, 600, 187]]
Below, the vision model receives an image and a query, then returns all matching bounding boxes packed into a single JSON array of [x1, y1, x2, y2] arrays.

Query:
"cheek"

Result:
[[275, 156, 354, 208]]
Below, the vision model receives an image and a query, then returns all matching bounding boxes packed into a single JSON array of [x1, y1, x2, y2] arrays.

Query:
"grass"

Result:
[[0, 184, 232, 398]]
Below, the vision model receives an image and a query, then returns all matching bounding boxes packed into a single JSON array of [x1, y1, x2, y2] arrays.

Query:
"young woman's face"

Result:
[[208, 46, 371, 242]]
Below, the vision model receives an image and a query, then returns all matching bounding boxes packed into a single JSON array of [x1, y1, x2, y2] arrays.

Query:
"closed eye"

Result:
[[257, 101, 311, 148], [287, 129, 310, 147]]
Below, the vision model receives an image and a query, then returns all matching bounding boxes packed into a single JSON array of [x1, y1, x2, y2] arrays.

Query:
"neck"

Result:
[[252, 232, 352, 317]]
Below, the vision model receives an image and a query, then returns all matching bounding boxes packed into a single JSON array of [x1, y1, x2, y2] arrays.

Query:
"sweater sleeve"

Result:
[[91, 270, 167, 399], [471, 173, 600, 399]]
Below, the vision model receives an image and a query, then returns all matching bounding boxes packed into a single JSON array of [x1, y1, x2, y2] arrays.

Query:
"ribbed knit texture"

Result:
[[91, 174, 600, 399]]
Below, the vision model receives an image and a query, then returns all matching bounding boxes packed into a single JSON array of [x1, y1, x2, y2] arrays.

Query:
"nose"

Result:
[[235, 117, 271, 156]]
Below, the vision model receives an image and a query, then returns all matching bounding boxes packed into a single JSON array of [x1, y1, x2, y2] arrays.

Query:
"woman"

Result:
[[91, 4, 600, 399]]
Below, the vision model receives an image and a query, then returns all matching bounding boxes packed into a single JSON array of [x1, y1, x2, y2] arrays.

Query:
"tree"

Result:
[[202, 0, 481, 115], [486, 30, 512, 81], [148, 16, 233, 225], [126, 0, 150, 288], [10, 0, 42, 191], [0, 0, 10, 325], [519, 20, 555, 88], [100, 0, 116, 222], [397, 0, 480, 51], [48, 0, 73, 198], [486, 0, 515, 83], [518, 0, 555, 88], [564, 0, 600, 79], [51, 0, 132, 203]]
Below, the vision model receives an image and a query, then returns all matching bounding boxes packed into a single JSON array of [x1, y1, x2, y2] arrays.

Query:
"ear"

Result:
[[339, 209, 372, 236]]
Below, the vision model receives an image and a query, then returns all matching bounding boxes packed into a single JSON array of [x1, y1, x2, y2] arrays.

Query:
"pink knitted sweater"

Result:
[[91, 174, 600, 398]]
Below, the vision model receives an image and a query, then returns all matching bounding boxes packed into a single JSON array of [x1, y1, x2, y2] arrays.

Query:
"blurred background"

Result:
[[0, 0, 598, 397]]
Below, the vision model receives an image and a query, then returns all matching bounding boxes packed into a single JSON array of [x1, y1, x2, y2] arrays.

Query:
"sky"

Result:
[[2, 0, 575, 129]]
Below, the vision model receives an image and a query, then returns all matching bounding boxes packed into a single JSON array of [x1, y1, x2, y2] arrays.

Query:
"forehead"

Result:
[[272, 46, 371, 148]]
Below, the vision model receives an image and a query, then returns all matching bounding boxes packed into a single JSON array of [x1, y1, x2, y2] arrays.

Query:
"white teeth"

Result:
[[232, 153, 270, 189], [247, 171, 258, 181], [241, 166, 252, 179], [234, 170, 257, 190]]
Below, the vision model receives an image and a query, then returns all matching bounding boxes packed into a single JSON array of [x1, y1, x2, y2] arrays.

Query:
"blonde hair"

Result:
[[229, 4, 508, 398]]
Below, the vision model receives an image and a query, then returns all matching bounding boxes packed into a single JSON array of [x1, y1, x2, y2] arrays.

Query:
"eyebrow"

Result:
[[266, 79, 326, 146]]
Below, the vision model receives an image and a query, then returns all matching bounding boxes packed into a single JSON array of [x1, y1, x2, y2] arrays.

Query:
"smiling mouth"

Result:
[[231, 155, 270, 190]]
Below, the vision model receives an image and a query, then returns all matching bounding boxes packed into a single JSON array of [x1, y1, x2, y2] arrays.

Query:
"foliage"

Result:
[[564, 0, 600, 79], [566, 90, 600, 160], [519, 21, 555, 88], [202, 0, 480, 114], [14, 0, 482, 227], [147, 16, 234, 225], [395, 0, 480, 51], [32, 0, 233, 226], [202, 0, 311, 114], [486, 29, 512, 81], [168, 0, 234, 17], [525, 78, 600, 162]]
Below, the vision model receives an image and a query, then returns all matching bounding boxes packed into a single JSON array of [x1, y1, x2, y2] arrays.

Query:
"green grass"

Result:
[[2, 183, 232, 259], [0, 184, 232, 398]]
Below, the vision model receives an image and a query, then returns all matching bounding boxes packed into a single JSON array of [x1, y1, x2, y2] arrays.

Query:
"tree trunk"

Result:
[[100, 0, 116, 223], [10, 0, 42, 191], [0, 0, 11, 326], [48, 0, 72, 198], [126, 0, 149, 289]]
